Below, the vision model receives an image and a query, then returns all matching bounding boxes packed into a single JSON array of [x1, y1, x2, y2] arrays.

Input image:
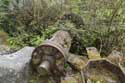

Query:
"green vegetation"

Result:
[[0, 0, 124, 56]]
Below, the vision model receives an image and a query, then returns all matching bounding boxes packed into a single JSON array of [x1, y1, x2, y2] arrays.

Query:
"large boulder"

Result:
[[0, 47, 34, 83], [84, 59, 125, 83]]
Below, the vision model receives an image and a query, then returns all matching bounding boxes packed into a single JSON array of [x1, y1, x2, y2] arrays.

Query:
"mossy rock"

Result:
[[85, 59, 125, 83]]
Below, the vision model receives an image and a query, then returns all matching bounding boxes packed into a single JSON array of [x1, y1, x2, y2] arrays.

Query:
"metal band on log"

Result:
[[31, 30, 72, 76]]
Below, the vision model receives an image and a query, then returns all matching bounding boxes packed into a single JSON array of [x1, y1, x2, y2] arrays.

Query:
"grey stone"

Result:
[[0, 47, 35, 83]]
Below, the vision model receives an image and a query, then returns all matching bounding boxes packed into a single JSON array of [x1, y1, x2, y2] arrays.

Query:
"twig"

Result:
[[80, 70, 85, 83]]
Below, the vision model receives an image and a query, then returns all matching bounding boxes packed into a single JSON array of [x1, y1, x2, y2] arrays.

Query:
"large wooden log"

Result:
[[31, 30, 72, 77]]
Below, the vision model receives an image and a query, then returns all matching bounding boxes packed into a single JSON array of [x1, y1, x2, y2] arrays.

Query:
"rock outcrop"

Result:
[[0, 47, 34, 83]]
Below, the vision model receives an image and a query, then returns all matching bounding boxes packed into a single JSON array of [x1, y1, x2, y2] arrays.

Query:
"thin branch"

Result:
[[109, 0, 123, 26]]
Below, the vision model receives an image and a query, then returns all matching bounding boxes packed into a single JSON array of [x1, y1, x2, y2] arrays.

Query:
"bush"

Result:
[[0, 0, 124, 56]]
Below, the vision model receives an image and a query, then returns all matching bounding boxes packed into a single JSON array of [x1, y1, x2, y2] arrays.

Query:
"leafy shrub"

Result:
[[0, 0, 124, 56]]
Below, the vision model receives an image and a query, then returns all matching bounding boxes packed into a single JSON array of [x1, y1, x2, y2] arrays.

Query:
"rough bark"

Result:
[[31, 30, 72, 83]]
